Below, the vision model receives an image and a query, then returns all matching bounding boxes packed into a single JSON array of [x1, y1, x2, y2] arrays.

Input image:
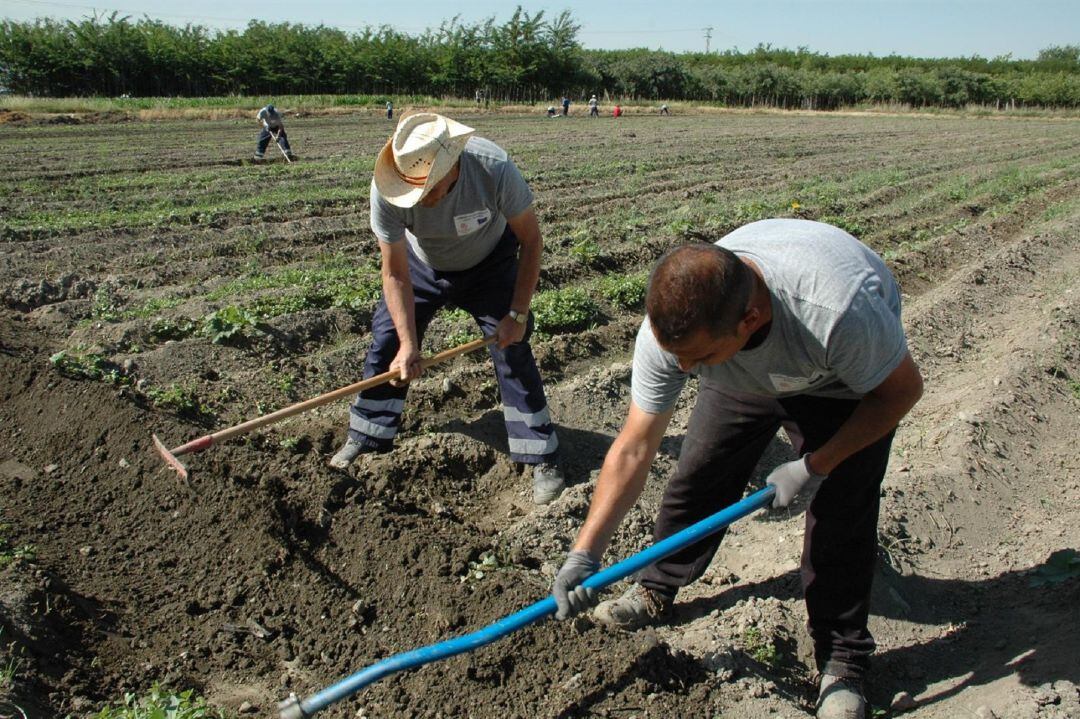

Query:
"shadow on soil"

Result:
[[871, 563, 1080, 711], [438, 409, 622, 481], [663, 558, 1080, 714]]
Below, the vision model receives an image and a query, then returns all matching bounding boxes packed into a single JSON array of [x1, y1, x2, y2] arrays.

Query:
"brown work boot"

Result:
[[593, 584, 673, 630], [816, 674, 867, 719]]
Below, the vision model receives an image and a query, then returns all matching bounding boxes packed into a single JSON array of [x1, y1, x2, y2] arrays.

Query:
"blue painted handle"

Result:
[[284, 485, 775, 717]]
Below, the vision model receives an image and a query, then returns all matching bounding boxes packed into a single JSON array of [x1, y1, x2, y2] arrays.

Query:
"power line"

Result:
[[704, 25, 713, 53]]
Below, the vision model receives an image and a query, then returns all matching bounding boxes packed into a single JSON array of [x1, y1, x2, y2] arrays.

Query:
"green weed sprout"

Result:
[[92, 684, 229, 719], [532, 288, 600, 335], [49, 349, 129, 385], [742, 626, 779, 667], [202, 306, 260, 344], [598, 271, 648, 309], [145, 384, 214, 421]]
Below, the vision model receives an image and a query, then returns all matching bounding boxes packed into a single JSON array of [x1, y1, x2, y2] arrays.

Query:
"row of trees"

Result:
[[2, 10, 1078, 108]]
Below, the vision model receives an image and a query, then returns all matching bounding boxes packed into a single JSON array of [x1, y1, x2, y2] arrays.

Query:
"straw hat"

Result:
[[373, 113, 475, 207]]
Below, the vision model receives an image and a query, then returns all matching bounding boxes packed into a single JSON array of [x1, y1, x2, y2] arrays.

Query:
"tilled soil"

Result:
[[1, 112, 1079, 718]]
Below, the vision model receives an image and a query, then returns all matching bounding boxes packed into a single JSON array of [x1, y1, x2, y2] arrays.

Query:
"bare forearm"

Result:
[[573, 443, 653, 558], [809, 395, 914, 474], [382, 270, 418, 348]]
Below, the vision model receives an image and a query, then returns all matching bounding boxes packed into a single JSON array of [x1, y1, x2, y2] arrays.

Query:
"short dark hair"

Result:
[[646, 244, 753, 345]]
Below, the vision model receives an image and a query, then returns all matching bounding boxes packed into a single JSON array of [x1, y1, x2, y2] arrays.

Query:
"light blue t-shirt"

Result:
[[369, 137, 534, 271], [632, 219, 908, 413]]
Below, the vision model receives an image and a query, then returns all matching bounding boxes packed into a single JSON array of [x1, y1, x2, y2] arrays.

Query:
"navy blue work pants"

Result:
[[256, 126, 291, 155], [347, 227, 558, 464], [639, 381, 895, 680]]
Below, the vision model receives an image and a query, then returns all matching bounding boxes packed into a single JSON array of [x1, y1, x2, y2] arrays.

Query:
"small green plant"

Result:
[[202, 306, 259, 344], [90, 285, 125, 322], [329, 276, 382, 311], [0, 523, 36, 568], [92, 684, 229, 719], [0, 627, 20, 692], [532, 287, 600, 335], [440, 307, 477, 347], [149, 316, 198, 342], [279, 436, 301, 452], [818, 214, 865, 237], [1069, 379, 1080, 401], [597, 271, 648, 309], [460, 551, 511, 583], [569, 236, 602, 265], [276, 372, 296, 395], [146, 384, 214, 421], [238, 232, 269, 255], [742, 626, 779, 666], [49, 348, 129, 384], [445, 327, 477, 347]]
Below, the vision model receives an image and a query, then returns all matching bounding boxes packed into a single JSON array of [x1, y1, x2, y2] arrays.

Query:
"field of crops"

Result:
[[1, 110, 1079, 718]]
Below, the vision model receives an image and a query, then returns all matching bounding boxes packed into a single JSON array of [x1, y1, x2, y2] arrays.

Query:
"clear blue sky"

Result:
[[2, 0, 1076, 59]]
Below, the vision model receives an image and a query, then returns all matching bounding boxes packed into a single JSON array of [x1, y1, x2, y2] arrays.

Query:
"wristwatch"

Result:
[[508, 309, 529, 324]]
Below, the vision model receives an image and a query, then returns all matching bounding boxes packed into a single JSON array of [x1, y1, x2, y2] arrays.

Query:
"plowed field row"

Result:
[[1, 111, 1078, 719]]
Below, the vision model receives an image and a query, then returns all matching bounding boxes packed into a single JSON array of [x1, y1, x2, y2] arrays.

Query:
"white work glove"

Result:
[[765, 454, 827, 508], [552, 550, 600, 620]]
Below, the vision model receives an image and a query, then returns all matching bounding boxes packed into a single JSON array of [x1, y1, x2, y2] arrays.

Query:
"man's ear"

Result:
[[738, 306, 760, 335]]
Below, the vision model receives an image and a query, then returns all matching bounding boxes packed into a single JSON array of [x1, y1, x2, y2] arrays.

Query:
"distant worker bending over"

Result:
[[331, 113, 566, 505], [254, 104, 295, 162]]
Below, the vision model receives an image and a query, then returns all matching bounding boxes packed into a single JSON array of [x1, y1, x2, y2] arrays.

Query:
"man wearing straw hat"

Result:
[[331, 113, 565, 505]]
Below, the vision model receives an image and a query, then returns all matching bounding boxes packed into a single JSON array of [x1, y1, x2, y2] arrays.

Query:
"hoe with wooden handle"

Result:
[[153, 336, 495, 479]]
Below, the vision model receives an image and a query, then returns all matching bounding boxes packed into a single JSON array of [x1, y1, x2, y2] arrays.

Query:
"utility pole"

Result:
[[704, 26, 713, 54]]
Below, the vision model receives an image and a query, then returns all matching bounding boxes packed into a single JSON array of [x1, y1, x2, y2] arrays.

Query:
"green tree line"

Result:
[[2, 9, 1078, 108]]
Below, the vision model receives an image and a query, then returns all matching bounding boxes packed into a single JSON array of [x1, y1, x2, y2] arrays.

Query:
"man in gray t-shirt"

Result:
[[253, 104, 295, 161], [330, 113, 564, 505], [551, 219, 924, 718]]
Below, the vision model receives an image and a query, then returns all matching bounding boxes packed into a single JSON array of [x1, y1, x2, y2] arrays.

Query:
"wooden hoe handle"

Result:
[[159, 335, 495, 459]]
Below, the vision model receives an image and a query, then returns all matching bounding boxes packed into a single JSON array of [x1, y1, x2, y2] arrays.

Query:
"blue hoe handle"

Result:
[[279, 485, 776, 718]]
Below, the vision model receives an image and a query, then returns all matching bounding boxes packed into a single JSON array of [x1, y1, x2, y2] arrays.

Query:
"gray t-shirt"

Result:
[[632, 219, 908, 413], [256, 106, 283, 129], [369, 137, 535, 271]]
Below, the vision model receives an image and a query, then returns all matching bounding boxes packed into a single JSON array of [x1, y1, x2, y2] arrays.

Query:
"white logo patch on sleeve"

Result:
[[454, 209, 492, 236]]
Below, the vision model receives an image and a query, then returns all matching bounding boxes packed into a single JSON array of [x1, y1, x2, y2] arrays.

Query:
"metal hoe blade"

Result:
[[152, 434, 189, 480]]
